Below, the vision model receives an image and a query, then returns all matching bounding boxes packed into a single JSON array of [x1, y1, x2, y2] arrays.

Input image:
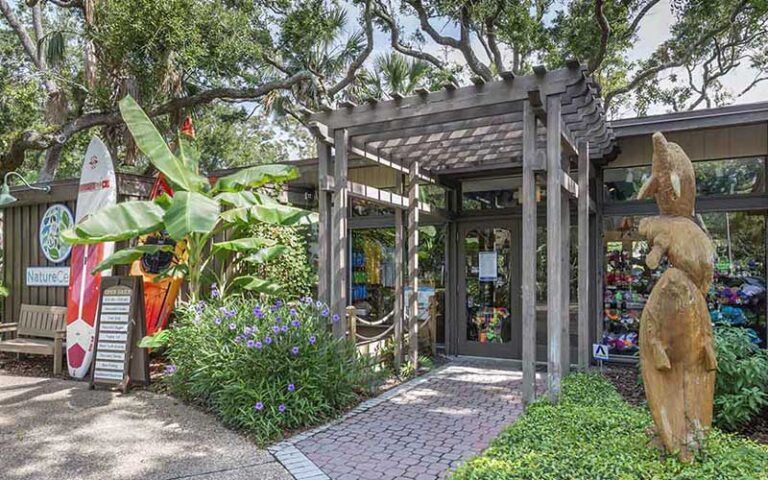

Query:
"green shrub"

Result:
[[245, 223, 316, 299], [451, 374, 768, 480], [163, 296, 376, 444], [713, 326, 768, 431]]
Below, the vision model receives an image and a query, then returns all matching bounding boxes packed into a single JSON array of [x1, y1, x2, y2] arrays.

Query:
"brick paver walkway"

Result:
[[275, 358, 538, 480]]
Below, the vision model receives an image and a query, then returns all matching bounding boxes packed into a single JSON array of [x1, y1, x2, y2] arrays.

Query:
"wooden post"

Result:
[[546, 95, 563, 403], [521, 101, 537, 405], [317, 141, 333, 306], [577, 141, 591, 371], [394, 175, 405, 369], [331, 129, 349, 338], [560, 173, 571, 375], [594, 168, 605, 351], [408, 161, 420, 368], [346, 305, 357, 342]]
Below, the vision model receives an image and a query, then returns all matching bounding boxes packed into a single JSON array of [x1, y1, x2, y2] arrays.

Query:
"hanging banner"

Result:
[[478, 251, 498, 282]]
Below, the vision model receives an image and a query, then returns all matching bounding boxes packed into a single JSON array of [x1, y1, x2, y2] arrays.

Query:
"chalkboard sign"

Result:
[[90, 276, 149, 393]]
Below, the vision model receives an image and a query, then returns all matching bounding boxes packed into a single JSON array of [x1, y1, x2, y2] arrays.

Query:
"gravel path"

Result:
[[0, 374, 291, 480]]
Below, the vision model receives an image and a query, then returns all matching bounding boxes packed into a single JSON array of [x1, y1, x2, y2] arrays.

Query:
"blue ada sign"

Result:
[[592, 343, 610, 361]]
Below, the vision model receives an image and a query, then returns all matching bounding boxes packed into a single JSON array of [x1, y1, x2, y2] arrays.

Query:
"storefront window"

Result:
[[604, 157, 765, 202], [602, 212, 767, 356], [351, 198, 396, 217], [462, 176, 522, 210], [350, 226, 446, 343]]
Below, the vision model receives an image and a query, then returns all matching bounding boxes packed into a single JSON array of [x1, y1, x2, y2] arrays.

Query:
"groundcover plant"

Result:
[[161, 293, 376, 444]]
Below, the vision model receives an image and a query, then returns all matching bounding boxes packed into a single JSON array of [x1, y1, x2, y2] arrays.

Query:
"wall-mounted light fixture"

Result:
[[0, 172, 51, 208]]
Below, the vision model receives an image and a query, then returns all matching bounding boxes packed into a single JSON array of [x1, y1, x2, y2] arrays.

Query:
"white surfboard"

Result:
[[66, 137, 117, 379]]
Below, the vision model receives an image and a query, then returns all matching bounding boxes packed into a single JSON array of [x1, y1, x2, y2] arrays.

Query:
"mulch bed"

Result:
[[599, 362, 768, 445], [0, 352, 58, 378]]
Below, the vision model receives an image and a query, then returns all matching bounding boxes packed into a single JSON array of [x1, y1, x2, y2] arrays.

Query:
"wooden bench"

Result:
[[0, 305, 68, 375]]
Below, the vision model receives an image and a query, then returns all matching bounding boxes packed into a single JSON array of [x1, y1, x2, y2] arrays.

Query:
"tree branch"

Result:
[[485, 2, 505, 72], [328, 0, 374, 97], [588, 0, 610, 75], [0, 0, 43, 70], [406, 0, 493, 80], [373, 1, 444, 69], [47, 0, 84, 8], [1, 71, 313, 172], [627, 0, 662, 37]]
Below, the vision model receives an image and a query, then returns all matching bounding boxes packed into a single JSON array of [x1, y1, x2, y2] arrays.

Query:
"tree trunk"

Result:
[[38, 143, 64, 182]]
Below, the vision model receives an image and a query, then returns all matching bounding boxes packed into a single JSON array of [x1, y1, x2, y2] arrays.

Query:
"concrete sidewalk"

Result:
[[0, 375, 291, 480]]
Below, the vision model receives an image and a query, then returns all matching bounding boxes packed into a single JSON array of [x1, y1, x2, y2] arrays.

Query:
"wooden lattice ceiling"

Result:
[[310, 63, 618, 177]]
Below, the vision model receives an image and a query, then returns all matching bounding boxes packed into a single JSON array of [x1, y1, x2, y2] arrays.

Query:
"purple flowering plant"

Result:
[[161, 296, 375, 444]]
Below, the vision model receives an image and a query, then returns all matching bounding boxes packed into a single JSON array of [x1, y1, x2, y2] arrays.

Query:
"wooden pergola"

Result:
[[310, 62, 617, 403]]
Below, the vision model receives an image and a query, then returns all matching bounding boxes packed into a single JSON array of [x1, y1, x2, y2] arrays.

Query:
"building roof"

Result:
[[611, 101, 768, 137]]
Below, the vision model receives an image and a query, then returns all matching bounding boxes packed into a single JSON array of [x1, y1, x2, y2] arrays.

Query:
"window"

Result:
[[604, 157, 765, 202]]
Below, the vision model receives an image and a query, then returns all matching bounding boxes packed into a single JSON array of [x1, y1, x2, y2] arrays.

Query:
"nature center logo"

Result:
[[40, 204, 74, 263]]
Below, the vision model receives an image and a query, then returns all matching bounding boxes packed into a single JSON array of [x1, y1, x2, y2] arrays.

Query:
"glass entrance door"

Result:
[[457, 221, 521, 358]]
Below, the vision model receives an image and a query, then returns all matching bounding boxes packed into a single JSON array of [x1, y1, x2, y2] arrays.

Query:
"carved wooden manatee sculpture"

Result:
[[639, 216, 714, 295], [637, 132, 696, 217], [640, 267, 717, 463]]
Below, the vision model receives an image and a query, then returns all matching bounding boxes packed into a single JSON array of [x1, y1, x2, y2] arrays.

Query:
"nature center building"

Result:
[[289, 64, 767, 399]]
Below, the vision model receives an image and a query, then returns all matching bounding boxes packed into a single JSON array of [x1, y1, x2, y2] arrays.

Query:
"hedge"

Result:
[[451, 374, 768, 480]]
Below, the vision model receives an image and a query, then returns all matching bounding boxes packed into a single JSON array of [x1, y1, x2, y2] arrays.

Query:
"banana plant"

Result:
[[63, 95, 316, 302]]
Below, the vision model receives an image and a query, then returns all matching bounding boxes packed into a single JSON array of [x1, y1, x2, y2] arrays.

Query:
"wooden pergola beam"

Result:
[[316, 141, 333, 307], [546, 94, 564, 403], [347, 180, 433, 214], [331, 129, 349, 337], [521, 101, 538, 405], [394, 173, 405, 370], [407, 161, 420, 368], [311, 68, 585, 131], [577, 140, 591, 371]]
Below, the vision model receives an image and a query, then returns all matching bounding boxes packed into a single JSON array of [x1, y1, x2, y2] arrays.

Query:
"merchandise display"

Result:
[[602, 215, 767, 356]]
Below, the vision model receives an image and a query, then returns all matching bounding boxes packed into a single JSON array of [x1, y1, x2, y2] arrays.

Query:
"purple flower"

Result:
[[291, 319, 300, 328], [255, 341, 263, 349], [214, 317, 222, 325], [309, 335, 317, 345], [321, 308, 330, 317], [272, 325, 280, 333], [254, 402, 264, 411], [316, 301, 323, 308], [275, 317, 282, 324], [246, 340, 255, 348], [228, 322, 237, 331], [275, 300, 283, 308], [234, 335, 243, 343], [164, 364, 176, 375], [252, 306, 264, 319], [332, 314, 340, 323], [291, 346, 299, 356], [289, 308, 298, 317], [281, 325, 289, 333], [278, 403, 286, 413], [210, 283, 219, 298], [287, 383, 295, 392], [302, 296, 313, 305], [221, 307, 237, 318], [265, 336, 273, 345], [243, 326, 253, 336]]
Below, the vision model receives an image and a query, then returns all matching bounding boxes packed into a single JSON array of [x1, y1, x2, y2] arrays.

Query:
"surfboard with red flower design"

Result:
[[66, 137, 117, 379]]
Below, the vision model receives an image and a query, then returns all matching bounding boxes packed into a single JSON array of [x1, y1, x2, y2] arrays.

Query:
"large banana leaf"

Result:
[[250, 203, 318, 226], [231, 276, 282, 295], [177, 134, 200, 173], [213, 164, 299, 192], [163, 191, 220, 241], [212, 237, 274, 253], [91, 245, 174, 274], [119, 95, 208, 192], [215, 191, 259, 209], [62, 201, 166, 244], [243, 245, 288, 264]]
